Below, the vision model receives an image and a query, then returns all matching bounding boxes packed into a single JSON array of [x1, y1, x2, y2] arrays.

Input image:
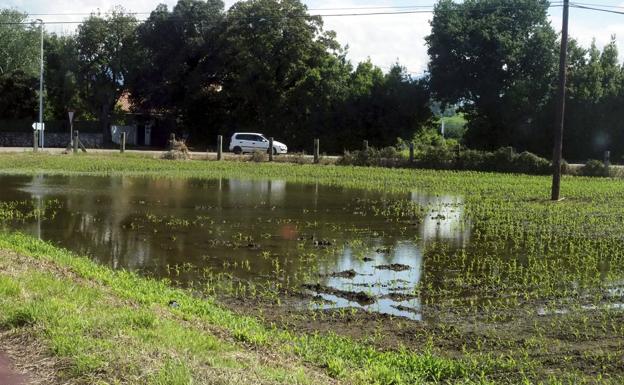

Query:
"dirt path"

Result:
[[0, 352, 27, 385]]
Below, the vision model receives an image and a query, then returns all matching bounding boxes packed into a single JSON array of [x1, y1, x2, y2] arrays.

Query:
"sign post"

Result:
[[68, 111, 75, 146]]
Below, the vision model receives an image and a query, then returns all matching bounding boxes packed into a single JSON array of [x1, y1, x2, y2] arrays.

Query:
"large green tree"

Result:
[[0, 9, 40, 77], [427, 0, 557, 150], [220, 0, 348, 146], [130, 0, 226, 139], [45, 34, 80, 120], [0, 9, 40, 120], [0, 70, 38, 119], [75, 9, 139, 142], [561, 38, 624, 160], [331, 62, 434, 151]]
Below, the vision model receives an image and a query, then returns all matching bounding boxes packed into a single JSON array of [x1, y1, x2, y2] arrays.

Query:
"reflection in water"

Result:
[[1, 174, 469, 319], [412, 191, 470, 246]]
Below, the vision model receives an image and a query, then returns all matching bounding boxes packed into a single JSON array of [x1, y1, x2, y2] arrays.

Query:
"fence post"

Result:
[[269, 137, 274, 162], [120, 132, 126, 153], [33, 130, 39, 152], [217, 135, 223, 160], [168, 133, 176, 150], [363, 140, 369, 151], [409, 142, 414, 163], [604, 150, 611, 167], [73, 131, 79, 154], [314, 139, 320, 164]]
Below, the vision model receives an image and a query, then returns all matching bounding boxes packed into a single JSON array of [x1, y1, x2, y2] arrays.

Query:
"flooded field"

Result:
[[0, 174, 467, 319]]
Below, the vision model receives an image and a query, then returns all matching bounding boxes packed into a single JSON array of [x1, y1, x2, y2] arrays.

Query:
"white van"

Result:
[[229, 133, 288, 155]]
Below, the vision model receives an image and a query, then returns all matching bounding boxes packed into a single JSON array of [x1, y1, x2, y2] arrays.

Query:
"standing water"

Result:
[[0, 174, 468, 319]]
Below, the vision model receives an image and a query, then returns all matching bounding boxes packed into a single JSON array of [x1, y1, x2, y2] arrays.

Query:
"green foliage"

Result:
[[427, 0, 557, 150], [130, 0, 225, 139], [580, 159, 611, 177], [0, 9, 40, 78], [340, 143, 553, 175], [0, 71, 38, 119], [75, 8, 140, 139], [44, 34, 81, 120]]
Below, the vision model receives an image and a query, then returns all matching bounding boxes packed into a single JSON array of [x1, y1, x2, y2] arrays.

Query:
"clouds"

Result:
[[309, 0, 432, 74]]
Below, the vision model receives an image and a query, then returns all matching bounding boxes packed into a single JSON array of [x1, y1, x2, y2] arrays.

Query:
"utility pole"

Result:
[[36, 19, 45, 149], [551, 0, 569, 201]]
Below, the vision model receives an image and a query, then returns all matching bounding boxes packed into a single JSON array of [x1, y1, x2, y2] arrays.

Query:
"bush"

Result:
[[514, 151, 551, 174], [338, 147, 405, 167], [161, 139, 190, 160], [339, 142, 566, 176], [250, 150, 267, 162], [580, 159, 611, 177]]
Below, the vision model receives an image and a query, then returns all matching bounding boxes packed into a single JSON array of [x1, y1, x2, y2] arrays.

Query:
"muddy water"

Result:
[[0, 175, 469, 319]]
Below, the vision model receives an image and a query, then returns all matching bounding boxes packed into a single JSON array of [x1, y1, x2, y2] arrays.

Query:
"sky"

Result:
[[5, 0, 624, 75]]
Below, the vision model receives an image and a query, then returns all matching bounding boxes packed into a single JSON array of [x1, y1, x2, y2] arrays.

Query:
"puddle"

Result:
[[0, 174, 468, 319]]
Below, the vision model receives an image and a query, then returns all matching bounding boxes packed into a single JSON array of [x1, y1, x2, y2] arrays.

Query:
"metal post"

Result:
[[36, 19, 44, 149], [217, 135, 223, 160], [120, 132, 126, 153], [604, 150, 611, 167], [409, 142, 414, 163], [33, 130, 39, 152], [363, 140, 368, 151], [73, 131, 79, 154], [269, 137, 274, 161], [314, 139, 320, 164], [551, 0, 570, 201]]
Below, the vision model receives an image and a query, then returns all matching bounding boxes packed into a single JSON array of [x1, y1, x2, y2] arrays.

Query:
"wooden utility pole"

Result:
[[217, 135, 223, 160], [551, 0, 570, 201]]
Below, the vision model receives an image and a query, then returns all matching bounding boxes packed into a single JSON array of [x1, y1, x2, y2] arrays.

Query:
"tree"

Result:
[[0, 9, 40, 77], [560, 38, 624, 161], [75, 9, 139, 143], [427, 0, 557, 150], [45, 34, 80, 120], [0, 70, 38, 119], [220, 0, 348, 146], [332, 62, 434, 151], [130, 0, 226, 140]]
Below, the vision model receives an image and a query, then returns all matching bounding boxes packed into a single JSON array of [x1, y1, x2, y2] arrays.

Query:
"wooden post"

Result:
[[269, 137, 274, 161], [73, 131, 79, 154], [169, 133, 176, 150], [409, 142, 414, 163], [314, 139, 320, 164], [120, 132, 126, 153], [551, 0, 570, 201], [33, 130, 39, 152], [604, 150, 611, 167], [217, 135, 223, 160], [363, 140, 369, 151]]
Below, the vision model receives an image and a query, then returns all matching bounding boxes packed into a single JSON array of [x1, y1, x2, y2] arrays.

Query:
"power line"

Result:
[[570, 3, 624, 15], [0, 3, 568, 26], [23, 4, 444, 16]]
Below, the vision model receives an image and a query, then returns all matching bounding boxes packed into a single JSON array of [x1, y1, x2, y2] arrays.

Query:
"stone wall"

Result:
[[0, 132, 104, 148]]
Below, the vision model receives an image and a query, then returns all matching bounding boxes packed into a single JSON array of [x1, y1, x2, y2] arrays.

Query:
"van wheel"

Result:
[[233, 146, 242, 155]]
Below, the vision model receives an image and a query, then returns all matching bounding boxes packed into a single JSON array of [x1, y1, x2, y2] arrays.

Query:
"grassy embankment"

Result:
[[0, 152, 623, 384]]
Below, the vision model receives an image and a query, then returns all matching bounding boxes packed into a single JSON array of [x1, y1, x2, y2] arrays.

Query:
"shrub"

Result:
[[514, 151, 551, 174], [338, 147, 405, 167], [250, 150, 267, 163], [161, 139, 190, 160], [580, 159, 611, 177], [340, 143, 559, 176]]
